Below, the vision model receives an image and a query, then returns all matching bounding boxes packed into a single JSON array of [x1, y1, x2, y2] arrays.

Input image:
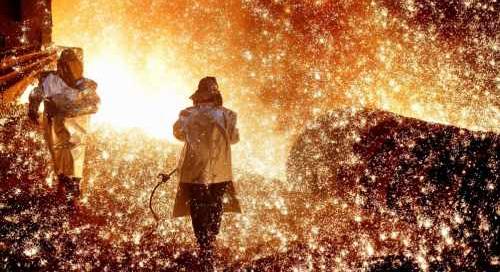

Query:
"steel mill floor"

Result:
[[1, 103, 498, 271]]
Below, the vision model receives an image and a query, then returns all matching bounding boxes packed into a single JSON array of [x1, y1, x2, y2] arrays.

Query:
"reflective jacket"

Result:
[[172, 102, 241, 217], [173, 103, 239, 184], [28, 72, 94, 178]]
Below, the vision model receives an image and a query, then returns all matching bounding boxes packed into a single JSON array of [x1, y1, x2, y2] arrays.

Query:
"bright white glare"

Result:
[[85, 50, 191, 140]]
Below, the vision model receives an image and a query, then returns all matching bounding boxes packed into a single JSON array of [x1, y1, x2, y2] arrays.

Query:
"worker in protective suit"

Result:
[[172, 76, 240, 271], [28, 48, 98, 215]]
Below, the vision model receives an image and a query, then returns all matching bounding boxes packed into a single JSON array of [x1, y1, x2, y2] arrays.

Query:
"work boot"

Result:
[[66, 178, 81, 215], [199, 247, 215, 272], [67, 178, 105, 226], [56, 174, 72, 202]]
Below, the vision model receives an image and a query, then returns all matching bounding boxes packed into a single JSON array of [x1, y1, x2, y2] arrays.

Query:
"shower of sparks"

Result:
[[1, 0, 499, 271]]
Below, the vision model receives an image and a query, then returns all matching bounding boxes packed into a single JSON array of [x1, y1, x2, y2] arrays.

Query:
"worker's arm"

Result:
[[227, 110, 239, 144], [173, 109, 190, 141], [28, 85, 44, 124], [76, 78, 98, 91]]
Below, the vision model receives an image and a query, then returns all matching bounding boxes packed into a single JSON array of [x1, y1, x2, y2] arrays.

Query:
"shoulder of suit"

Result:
[[38, 71, 57, 83], [77, 78, 98, 89], [222, 107, 237, 117], [180, 106, 196, 117]]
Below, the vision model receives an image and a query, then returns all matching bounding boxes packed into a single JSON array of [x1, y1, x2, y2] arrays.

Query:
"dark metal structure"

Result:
[[0, 0, 57, 101]]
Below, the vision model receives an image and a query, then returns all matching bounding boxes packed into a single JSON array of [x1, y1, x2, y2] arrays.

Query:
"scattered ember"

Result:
[[2, 0, 499, 270]]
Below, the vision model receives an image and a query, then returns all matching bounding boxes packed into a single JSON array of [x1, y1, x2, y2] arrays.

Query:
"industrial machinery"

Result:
[[1, 0, 66, 101]]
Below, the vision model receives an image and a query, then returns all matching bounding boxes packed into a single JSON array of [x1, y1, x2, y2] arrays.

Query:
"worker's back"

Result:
[[175, 102, 239, 184]]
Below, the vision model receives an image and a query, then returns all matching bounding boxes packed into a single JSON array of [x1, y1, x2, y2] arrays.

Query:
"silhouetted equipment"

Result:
[[0, 34, 5, 49], [0, 0, 56, 101], [288, 108, 499, 219], [0, 0, 52, 50], [288, 108, 499, 270]]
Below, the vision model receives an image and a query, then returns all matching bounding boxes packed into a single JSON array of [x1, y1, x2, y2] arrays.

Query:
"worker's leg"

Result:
[[52, 116, 74, 177], [199, 182, 229, 271], [52, 116, 78, 213], [67, 177, 81, 212], [204, 182, 228, 250], [57, 174, 71, 201], [188, 182, 228, 271], [188, 184, 211, 250]]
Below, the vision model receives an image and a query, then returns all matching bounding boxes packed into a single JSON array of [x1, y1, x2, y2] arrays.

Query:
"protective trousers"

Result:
[[184, 182, 229, 257], [42, 114, 88, 211]]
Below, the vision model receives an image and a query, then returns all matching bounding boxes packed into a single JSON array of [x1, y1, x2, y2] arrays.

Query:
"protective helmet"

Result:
[[190, 76, 220, 102], [57, 48, 83, 87]]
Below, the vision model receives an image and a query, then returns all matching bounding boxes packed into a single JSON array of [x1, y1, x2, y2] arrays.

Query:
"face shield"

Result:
[[58, 49, 83, 87]]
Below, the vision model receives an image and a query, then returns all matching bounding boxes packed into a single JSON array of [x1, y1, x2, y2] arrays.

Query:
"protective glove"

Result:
[[76, 78, 97, 91]]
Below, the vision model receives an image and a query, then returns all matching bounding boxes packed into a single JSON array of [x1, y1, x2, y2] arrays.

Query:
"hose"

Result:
[[142, 168, 177, 241], [149, 168, 177, 222]]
